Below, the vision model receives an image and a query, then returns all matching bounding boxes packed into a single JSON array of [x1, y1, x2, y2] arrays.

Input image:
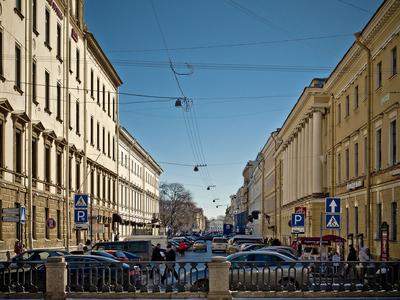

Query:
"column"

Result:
[[284, 147, 288, 204], [289, 142, 293, 203], [308, 116, 313, 194], [312, 109, 323, 194], [298, 129, 303, 198], [293, 137, 298, 201], [303, 122, 309, 197]]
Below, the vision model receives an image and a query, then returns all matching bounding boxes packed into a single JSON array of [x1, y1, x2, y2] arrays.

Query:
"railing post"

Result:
[[208, 256, 232, 300], [45, 256, 67, 300]]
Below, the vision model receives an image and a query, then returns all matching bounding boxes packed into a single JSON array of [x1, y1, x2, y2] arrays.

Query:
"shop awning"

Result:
[[298, 235, 346, 245], [112, 213, 123, 224]]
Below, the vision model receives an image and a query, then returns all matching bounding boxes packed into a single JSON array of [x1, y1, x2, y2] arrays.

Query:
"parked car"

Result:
[[92, 240, 152, 261], [260, 246, 298, 260], [186, 250, 307, 290], [9, 249, 70, 265], [211, 237, 228, 253], [226, 235, 264, 254], [241, 243, 265, 252], [193, 240, 207, 252]]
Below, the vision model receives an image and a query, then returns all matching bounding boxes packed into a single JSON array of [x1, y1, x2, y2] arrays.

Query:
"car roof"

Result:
[[228, 250, 296, 261], [65, 255, 119, 262]]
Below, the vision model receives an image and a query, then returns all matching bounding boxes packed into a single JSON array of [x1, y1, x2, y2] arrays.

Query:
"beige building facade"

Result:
[[0, 0, 160, 257]]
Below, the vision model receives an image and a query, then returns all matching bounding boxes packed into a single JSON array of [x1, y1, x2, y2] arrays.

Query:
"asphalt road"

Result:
[[176, 241, 226, 263]]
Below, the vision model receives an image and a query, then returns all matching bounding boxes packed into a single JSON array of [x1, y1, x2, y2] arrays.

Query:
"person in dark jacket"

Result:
[[345, 245, 358, 277], [151, 243, 164, 261], [162, 244, 179, 284]]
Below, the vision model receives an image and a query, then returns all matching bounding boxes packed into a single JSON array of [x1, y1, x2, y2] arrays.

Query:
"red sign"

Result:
[[46, 0, 63, 20], [71, 28, 78, 43], [295, 207, 306, 217], [381, 230, 389, 261], [47, 218, 56, 229]]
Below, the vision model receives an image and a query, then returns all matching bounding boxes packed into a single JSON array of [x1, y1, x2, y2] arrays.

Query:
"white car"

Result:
[[211, 237, 228, 253]]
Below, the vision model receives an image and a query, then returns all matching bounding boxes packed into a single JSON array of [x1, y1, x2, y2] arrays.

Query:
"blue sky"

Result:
[[85, 0, 382, 219]]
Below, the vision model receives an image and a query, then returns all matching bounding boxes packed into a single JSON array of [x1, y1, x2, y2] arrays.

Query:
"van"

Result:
[[92, 240, 152, 261]]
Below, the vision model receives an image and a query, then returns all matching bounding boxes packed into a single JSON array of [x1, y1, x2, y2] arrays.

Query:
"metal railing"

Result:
[[229, 261, 400, 292], [66, 260, 208, 293], [0, 261, 45, 293]]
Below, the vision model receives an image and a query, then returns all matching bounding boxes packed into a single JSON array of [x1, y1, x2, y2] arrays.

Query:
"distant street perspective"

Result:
[[0, 0, 399, 299]]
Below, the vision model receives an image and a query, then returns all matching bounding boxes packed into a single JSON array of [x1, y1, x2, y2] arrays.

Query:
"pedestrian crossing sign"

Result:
[[74, 194, 89, 209], [325, 214, 340, 229]]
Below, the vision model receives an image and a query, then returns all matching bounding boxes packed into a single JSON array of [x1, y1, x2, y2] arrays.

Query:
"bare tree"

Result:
[[159, 182, 197, 234]]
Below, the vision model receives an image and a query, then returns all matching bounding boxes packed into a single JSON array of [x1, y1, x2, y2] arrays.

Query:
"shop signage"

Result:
[[71, 28, 78, 42], [346, 179, 363, 191], [46, 0, 63, 20], [380, 222, 389, 261]]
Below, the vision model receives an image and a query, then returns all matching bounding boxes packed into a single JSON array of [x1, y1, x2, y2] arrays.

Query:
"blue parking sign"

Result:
[[74, 209, 88, 223], [291, 213, 305, 227]]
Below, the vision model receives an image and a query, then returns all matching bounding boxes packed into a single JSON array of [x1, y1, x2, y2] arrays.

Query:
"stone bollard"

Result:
[[208, 256, 232, 300], [45, 256, 67, 300]]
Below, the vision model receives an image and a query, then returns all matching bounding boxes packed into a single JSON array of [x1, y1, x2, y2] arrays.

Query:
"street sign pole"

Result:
[[320, 212, 323, 262]]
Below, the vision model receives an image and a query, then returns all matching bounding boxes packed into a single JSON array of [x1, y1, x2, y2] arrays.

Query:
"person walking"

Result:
[[162, 244, 179, 284], [150, 243, 164, 280], [345, 245, 358, 278]]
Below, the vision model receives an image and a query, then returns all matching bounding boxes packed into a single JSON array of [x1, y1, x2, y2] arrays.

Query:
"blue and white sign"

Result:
[[291, 213, 305, 227], [19, 207, 26, 224], [74, 209, 88, 224], [74, 194, 89, 209], [326, 214, 341, 229], [325, 197, 341, 214]]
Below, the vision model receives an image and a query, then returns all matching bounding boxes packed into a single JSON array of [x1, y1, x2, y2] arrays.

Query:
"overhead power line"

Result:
[[336, 0, 373, 14], [106, 33, 353, 53]]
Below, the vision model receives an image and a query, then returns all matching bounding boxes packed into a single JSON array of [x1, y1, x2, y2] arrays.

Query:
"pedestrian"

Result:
[[332, 251, 340, 274], [178, 241, 186, 256], [345, 244, 358, 278], [162, 244, 179, 284], [150, 243, 164, 280], [77, 242, 84, 252], [14, 240, 23, 256], [114, 232, 120, 242], [6, 251, 11, 261]]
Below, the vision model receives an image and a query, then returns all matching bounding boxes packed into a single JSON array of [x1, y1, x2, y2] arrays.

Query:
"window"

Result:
[[76, 48, 80, 80], [90, 117, 94, 146], [90, 168, 94, 196], [56, 83, 62, 121], [346, 207, 349, 237], [102, 127, 105, 154], [76, 101, 80, 134], [15, 129, 22, 178], [354, 143, 359, 178], [390, 120, 396, 166], [107, 132, 110, 157], [112, 97, 115, 121], [391, 47, 397, 77], [376, 128, 382, 170], [15, 44, 21, 90], [32, 137, 38, 182], [75, 160, 80, 192], [352, 87, 358, 110], [45, 71, 50, 112], [56, 151, 62, 193], [45, 208, 49, 239], [391, 202, 397, 241], [364, 75, 368, 99], [75, 0, 80, 22], [337, 153, 341, 183], [90, 69, 94, 97], [364, 136, 367, 174], [102, 85, 105, 111], [354, 206, 358, 236], [108, 92, 111, 116], [121, 151, 123, 166], [45, 9, 50, 47], [97, 172, 101, 199], [44, 144, 51, 190], [112, 137, 115, 160], [345, 95, 349, 117], [377, 203, 382, 238], [103, 175, 106, 200], [0, 29, 3, 78], [32, 0, 37, 33], [68, 40, 71, 72], [96, 122, 100, 150], [112, 180, 116, 205], [32, 206, 36, 240], [376, 61, 382, 88], [337, 103, 341, 124], [108, 178, 111, 203], [32, 60, 37, 103], [345, 148, 349, 180], [97, 78, 100, 105], [57, 210, 61, 239], [68, 156, 72, 191], [68, 94, 71, 128], [15, 0, 22, 14], [56, 24, 61, 59]]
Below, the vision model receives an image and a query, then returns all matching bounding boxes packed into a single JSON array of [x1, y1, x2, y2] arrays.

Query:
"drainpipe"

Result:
[[65, 0, 70, 251], [330, 93, 335, 198], [27, 0, 33, 250], [354, 32, 372, 251]]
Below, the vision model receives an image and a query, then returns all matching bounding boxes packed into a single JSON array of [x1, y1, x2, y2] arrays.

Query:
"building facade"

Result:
[[234, 0, 400, 259], [118, 127, 161, 239], [0, 0, 160, 258]]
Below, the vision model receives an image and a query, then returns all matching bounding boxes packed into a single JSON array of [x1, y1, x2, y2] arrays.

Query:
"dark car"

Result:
[[241, 244, 265, 252], [93, 240, 152, 261], [11, 249, 70, 264]]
